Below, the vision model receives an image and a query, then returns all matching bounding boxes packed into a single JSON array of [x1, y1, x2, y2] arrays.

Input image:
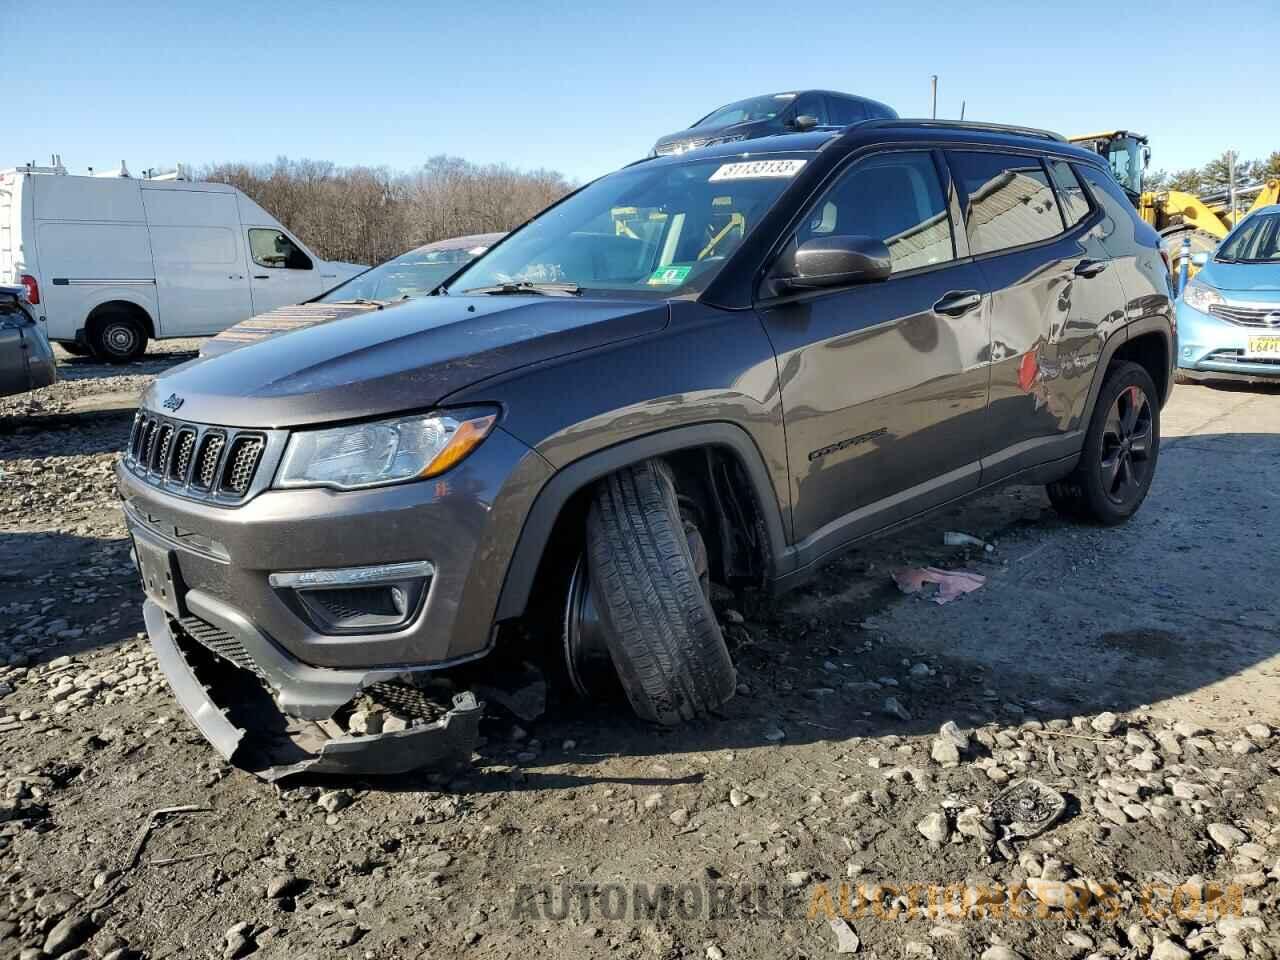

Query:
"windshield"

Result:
[[692, 94, 795, 130], [1107, 136, 1146, 196], [445, 156, 808, 299], [1216, 213, 1280, 263], [321, 242, 491, 302]]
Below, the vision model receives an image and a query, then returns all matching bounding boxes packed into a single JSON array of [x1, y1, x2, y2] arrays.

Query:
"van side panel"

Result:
[[143, 187, 253, 337], [33, 175, 144, 222]]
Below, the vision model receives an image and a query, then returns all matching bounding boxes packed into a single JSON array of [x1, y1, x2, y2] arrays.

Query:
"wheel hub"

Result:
[[1099, 384, 1152, 504]]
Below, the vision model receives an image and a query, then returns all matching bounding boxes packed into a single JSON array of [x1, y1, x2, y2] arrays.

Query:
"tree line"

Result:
[[201, 156, 575, 266], [1147, 149, 1280, 196]]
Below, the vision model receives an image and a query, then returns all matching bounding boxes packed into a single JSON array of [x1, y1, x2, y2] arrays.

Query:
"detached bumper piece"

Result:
[[142, 600, 482, 781]]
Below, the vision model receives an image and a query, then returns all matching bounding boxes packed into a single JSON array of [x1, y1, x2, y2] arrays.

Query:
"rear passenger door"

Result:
[[757, 149, 990, 555], [946, 150, 1126, 482]]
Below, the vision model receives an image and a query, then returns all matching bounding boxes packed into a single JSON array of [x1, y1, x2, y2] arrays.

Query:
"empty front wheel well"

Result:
[[86, 301, 155, 340], [1111, 331, 1169, 406]]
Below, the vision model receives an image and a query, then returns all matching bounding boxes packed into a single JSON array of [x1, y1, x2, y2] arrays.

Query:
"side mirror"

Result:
[[780, 235, 892, 291], [790, 114, 820, 132], [1190, 252, 1209, 267]]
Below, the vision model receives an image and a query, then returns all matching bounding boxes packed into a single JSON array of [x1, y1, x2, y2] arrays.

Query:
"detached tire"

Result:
[[586, 459, 736, 725], [1048, 361, 1160, 525], [89, 311, 147, 364]]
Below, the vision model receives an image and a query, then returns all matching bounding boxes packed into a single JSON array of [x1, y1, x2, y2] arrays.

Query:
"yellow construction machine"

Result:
[[1069, 131, 1280, 277]]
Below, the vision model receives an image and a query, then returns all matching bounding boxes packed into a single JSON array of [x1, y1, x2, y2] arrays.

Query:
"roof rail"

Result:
[[851, 118, 1068, 143]]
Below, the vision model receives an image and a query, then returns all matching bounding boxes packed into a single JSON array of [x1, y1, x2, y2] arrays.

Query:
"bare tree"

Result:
[[201, 156, 574, 265]]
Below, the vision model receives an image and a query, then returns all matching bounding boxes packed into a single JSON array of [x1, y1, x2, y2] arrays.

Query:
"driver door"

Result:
[[246, 227, 322, 315], [755, 149, 991, 555]]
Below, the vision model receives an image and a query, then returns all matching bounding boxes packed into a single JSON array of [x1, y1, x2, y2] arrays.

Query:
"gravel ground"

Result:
[[0, 345, 1277, 960]]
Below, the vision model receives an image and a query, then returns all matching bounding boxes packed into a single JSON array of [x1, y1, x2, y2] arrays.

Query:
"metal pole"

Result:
[[931, 76, 937, 120], [960, 100, 966, 121], [1178, 235, 1191, 296], [1228, 150, 1237, 222]]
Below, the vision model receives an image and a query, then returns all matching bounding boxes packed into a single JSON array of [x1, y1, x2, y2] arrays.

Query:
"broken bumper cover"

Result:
[[143, 599, 483, 781]]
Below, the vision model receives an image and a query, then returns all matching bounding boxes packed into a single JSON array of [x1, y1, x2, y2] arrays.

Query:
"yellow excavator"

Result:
[[1069, 131, 1280, 278]]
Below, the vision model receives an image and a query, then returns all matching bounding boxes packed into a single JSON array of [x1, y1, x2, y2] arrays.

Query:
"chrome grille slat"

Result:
[[121, 412, 283, 507], [1209, 304, 1280, 328]]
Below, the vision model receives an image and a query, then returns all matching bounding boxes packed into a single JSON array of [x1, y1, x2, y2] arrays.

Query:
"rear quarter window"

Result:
[[949, 151, 1064, 255]]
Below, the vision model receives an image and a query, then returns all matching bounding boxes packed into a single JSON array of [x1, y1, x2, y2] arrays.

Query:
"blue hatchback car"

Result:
[[1177, 204, 1280, 382]]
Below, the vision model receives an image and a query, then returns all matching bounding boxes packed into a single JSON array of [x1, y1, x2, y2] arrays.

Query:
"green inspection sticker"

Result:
[[647, 265, 691, 286]]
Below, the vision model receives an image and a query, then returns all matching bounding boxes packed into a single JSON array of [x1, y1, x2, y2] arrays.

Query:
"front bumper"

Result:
[[144, 600, 483, 780], [1176, 300, 1280, 380]]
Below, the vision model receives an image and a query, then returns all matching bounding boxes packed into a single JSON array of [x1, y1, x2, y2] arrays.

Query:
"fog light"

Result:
[[270, 562, 433, 635]]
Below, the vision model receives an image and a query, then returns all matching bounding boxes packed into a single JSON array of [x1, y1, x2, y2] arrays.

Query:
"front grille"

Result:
[[176, 615, 265, 678], [1209, 304, 1280, 328], [123, 412, 282, 505]]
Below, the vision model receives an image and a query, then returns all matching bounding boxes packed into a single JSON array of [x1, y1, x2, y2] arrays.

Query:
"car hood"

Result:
[[1203, 261, 1280, 293], [652, 119, 762, 154], [144, 295, 670, 428]]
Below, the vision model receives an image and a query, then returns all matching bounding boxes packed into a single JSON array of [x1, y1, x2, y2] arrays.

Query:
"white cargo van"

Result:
[[0, 164, 365, 362]]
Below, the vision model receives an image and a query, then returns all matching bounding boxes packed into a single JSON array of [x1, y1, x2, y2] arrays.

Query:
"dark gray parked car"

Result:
[[0, 285, 56, 398], [117, 119, 1174, 779]]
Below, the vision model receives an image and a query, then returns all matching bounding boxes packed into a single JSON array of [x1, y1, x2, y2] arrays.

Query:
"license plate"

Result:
[[1247, 335, 1280, 358], [131, 529, 186, 617]]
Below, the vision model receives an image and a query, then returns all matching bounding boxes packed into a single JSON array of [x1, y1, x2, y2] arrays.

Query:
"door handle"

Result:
[[1074, 259, 1108, 278], [252, 274, 269, 280], [932, 290, 982, 317]]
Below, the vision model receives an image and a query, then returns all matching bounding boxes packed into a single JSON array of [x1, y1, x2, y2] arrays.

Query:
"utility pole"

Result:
[[930, 75, 938, 119], [1228, 150, 1237, 221], [960, 100, 966, 121]]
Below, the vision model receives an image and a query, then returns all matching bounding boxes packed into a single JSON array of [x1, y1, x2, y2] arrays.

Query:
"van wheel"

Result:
[[585, 459, 736, 725], [1047, 361, 1160, 525], [90, 311, 147, 363]]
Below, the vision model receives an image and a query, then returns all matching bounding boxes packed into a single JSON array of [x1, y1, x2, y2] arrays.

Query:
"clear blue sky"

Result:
[[6, 0, 1274, 184]]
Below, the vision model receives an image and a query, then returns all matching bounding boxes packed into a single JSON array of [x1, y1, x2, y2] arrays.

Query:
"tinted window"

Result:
[[1047, 158, 1091, 228], [950, 152, 1063, 255], [249, 228, 312, 270], [791, 92, 828, 125], [827, 97, 867, 125], [799, 151, 955, 274], [692, 93, 795, 129]]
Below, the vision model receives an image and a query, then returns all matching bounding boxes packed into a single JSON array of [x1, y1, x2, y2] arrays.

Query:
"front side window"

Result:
[[796, 151, 955, 274], [791, 93, 828, 125], [446, 157, 807, 299], [950, 152, 1063, 255], [1047, 158, 1091, 228], [249, 228, 312, 270], [1217, 214, 1280, 263]]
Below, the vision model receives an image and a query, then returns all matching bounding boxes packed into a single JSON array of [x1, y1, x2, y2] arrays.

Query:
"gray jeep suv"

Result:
[[116, 119, 1174, 779]]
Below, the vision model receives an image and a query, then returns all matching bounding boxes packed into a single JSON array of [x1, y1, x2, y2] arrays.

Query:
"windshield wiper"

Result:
[[461, 281, 582, 297], [329, 297, 392, 307]]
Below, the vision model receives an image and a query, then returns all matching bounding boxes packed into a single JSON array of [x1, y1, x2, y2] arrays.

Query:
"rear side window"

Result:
[[950, 152, 1063, 255], [798, 151, 955, 274], [827, 97, 867, 125], [1047, 159, 1091, 228]]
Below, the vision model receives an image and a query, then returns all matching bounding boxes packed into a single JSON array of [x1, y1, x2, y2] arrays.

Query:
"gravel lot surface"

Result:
[[0, 345, 1277, 960]]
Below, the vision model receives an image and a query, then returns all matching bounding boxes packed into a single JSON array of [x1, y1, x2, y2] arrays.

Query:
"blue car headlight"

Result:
[[1183, 278, 1224, 313]]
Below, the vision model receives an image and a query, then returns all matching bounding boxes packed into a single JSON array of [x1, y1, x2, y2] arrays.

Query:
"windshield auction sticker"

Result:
[[709, 159, 806, 181]]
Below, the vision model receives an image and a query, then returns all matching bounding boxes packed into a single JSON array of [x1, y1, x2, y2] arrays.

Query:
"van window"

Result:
[[1047, 159, 1091, 228], [798, 151, 955, 274], [249, 229, 312, 270], [827, 97, 868, 126], [950, 152, 1063, 255]]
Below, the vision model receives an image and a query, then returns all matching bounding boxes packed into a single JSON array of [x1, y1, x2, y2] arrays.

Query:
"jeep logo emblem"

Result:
[[162, 393, 184, 412]]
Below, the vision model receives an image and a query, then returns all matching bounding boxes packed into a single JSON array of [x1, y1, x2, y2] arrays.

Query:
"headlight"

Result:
[[276, 409, 497, 490], [1182, 278, 1224, 313]]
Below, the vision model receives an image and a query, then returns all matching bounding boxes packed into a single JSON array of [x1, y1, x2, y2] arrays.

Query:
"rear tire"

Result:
[[89, 311, 147, 363], [1047, 361, 1160, 526], [585, 459, 736, 725]]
